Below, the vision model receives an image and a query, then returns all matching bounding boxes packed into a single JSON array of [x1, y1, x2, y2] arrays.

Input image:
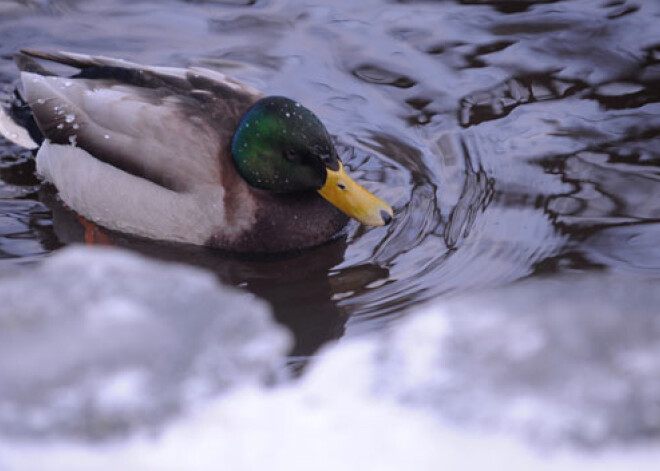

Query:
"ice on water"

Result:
[[370, 276, 660, 446], [1, 247, 660, 470], [0, 247, 291, 439]]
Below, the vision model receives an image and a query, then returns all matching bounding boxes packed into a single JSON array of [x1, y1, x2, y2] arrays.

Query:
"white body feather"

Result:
[[0, 102, 38, 149], [35, 141, 241, 244]]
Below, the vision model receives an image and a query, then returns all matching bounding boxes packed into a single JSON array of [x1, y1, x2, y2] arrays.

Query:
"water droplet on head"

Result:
[[285, 112, 290, 118], [68, 135, 77, 147], [73, 123, 79, 130], [65, 114, 75, 123], [57, 124, 64, 129], [104, 134, 110, 140], [36, 98, 45, 105]]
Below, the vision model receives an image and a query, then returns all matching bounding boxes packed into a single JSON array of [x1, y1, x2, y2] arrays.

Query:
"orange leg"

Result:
[[77, 215, 113, 246]]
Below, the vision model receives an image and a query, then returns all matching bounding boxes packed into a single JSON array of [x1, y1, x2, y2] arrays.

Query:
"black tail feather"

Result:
[[6, 85, 43, 146]]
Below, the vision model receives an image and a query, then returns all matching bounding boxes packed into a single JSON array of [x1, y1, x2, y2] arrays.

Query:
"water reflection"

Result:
[[42, 186, 348, 359], [459, 73, 588, 127]]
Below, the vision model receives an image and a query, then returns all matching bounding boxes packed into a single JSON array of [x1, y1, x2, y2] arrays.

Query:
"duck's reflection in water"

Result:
[[41, 186, 349, 361]]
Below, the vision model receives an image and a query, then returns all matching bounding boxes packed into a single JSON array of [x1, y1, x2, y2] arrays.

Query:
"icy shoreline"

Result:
[[1, 247, 660, 470]]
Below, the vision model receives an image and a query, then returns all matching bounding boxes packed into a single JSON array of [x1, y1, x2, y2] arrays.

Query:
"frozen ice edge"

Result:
[[0, 246, 291, 441], [1, 247, 660, 470], [3, 340, 660, 471]]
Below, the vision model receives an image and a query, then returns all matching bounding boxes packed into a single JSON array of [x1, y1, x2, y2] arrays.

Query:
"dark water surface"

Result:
[[1, 0, 660, 357]]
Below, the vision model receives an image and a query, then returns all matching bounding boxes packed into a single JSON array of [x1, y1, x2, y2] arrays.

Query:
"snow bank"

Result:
[[0, 246, 291, 440], [372, 276, 660, 447], [1, 247, 659, 470]]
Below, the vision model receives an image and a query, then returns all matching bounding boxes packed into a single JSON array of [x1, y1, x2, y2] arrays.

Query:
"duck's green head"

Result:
[[231, 96, 393, 226]]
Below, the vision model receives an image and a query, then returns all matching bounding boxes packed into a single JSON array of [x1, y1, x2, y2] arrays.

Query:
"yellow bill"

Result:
[[317, 162, 393, 226]]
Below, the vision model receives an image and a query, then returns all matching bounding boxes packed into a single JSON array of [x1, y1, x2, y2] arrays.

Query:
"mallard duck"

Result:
[[0, 50, 393, 252]]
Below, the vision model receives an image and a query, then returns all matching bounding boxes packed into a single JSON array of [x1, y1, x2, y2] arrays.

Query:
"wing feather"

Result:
[[19, 50, 263, 191]]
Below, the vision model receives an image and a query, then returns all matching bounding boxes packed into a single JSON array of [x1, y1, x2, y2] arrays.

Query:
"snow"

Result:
[[370, 276, 660, 447], [0, 246, 291, 440], [1, 248, 660, 470]]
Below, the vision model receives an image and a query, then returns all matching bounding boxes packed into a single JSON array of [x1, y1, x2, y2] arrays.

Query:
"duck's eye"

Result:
[[337, 182, 347, 190], [284, 148, 300, 163], [319, 152, 340, 171]]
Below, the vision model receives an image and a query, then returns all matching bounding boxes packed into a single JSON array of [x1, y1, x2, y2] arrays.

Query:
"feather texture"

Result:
[[6, 50, 347, 252]]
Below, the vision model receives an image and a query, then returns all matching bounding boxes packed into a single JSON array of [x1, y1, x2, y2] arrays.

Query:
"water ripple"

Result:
[[1, 0, 660, 354]]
